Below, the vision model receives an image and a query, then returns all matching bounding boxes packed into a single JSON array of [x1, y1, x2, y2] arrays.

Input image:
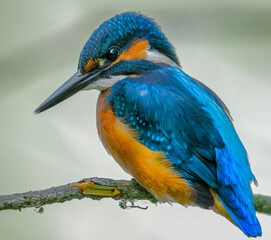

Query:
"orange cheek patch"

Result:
[[114, 39, 149, 64], [84, 59, 99, 72]]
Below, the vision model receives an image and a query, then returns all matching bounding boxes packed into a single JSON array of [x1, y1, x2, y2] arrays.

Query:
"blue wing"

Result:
[[108, 66, 261, 237]]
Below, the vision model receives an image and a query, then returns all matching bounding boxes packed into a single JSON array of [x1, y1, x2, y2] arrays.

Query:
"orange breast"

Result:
[[96, 89, 194, 204]]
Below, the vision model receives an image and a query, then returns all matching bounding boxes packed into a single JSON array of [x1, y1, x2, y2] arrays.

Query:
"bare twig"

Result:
[[0, 177, 270, 215]]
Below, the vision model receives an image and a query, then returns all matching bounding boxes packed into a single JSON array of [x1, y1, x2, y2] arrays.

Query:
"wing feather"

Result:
[[108, 66, 260, 236]]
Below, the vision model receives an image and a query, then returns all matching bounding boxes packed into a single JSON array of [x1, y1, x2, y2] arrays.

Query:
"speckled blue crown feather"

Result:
[[78, 12, 179, 69]]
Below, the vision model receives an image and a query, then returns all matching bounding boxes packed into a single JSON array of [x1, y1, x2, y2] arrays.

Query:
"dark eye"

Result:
[[105, 47, 119, 61]]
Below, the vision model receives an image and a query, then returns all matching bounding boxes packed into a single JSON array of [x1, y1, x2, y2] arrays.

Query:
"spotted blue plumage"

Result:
[[108, 66, 261, 237]]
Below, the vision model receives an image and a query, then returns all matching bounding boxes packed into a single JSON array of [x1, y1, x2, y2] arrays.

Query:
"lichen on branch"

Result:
[[0, 177, 270, 216]]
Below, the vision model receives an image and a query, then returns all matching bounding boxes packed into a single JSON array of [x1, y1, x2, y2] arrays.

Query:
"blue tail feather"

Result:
[[218, 190, 262, 237]]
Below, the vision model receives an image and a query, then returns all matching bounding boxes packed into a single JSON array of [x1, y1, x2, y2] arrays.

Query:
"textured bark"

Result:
[[0, 177, 270, 215]]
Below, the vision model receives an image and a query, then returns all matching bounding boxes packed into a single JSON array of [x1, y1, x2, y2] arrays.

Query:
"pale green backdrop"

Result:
[[0, 0, 270, 239]]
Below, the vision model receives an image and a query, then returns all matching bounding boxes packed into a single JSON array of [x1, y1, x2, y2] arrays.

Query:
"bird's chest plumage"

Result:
[[96, 89, 193, 204]]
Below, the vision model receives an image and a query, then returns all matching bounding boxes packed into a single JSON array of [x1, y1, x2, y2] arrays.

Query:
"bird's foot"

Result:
[[71, 179, 121, 198]]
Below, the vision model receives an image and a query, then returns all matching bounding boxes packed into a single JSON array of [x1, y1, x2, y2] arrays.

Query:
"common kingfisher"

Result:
[[34, 12, 261, 237]]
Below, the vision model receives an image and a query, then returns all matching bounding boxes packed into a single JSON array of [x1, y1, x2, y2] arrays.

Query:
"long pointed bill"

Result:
[[34, 69, 101, 114]]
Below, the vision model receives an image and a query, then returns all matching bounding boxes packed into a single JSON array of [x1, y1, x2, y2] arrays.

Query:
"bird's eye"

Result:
[[105, 47, 119, 61]]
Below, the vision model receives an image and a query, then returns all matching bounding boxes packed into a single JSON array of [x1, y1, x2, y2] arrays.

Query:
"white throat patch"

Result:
[[83, 75, 126, 91]]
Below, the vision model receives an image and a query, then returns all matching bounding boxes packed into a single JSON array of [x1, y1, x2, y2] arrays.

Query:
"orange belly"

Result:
[[96, 89, 194, 204]]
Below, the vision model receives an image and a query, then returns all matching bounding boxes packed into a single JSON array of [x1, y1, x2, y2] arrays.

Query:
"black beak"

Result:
[[34, 69, 101, 114]]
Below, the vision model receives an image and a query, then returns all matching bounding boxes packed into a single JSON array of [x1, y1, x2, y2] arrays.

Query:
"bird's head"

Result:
[[34, 12, 180, 114]]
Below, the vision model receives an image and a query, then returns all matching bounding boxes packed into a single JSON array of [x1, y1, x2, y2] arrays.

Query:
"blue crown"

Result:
[[78, 12, 179, 69]]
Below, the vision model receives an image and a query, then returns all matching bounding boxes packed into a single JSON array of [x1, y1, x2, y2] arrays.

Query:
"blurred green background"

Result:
[[0, 0, 270, 239]]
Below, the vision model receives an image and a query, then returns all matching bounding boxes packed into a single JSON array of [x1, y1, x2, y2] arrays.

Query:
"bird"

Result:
[[34, 12, 262, 237]]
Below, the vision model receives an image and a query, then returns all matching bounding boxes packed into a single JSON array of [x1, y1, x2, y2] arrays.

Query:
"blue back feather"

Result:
[[107, 66, 261, 237]]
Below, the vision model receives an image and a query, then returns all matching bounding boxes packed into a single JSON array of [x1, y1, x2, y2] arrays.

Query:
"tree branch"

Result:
[[0, 177, 270, 215]]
